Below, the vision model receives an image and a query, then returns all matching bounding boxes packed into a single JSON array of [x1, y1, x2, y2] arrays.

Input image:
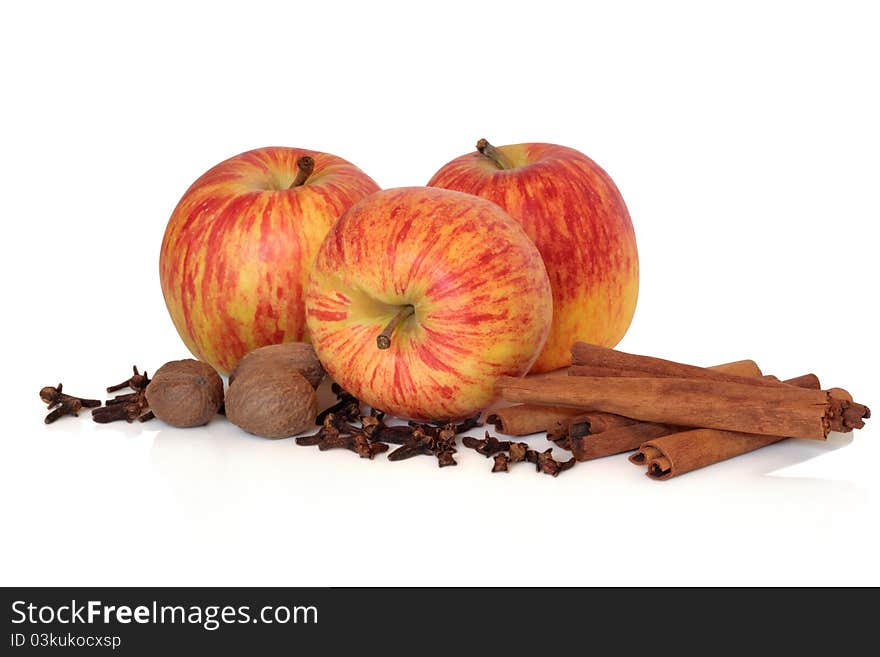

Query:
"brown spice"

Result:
[[570, 343, 764, 383], [92, 393, 150, 424], [226, 367, 315, 439], [462, 432, 511, 456], [39, 384, 101, 424], [629, 374, 833, 479], [486, 404, 583, 436], [229, 342, 325, 389], [106, 366, 150, 393], [498, 375, 868, 440], [145, 359, 224, 428], [569, 421, 680, 461], [492, 453, 510, 472]]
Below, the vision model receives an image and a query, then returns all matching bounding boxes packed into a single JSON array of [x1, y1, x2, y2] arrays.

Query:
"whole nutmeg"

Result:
[[226, 367, 316, 439], [145, 359, 224, 428], [229, 342, 325, 389]]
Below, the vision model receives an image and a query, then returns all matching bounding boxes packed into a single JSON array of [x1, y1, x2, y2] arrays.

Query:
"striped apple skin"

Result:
[[428, 143, 638, 373], [305, 187, 553, 421], [160, 147, 380, 374]]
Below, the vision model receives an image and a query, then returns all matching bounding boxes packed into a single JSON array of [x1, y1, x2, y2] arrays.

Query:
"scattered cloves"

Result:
[[40, 384, 101, 424], [534, 448, 577, 476], [91, 393, 149, 424], [300, 393, 575, 476], [315, 385, 360, 426]]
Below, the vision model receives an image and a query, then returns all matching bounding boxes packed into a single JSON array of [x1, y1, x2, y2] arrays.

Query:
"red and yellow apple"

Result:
[[305, 187, 553, 420], [428, 140, 638, 373], [160, 146, 380, 374]]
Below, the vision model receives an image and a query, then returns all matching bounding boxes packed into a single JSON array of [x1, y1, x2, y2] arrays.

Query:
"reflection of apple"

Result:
[[428, 139, 638, 373], [305, 187, 553, 421], [160, 147, 380, 374]]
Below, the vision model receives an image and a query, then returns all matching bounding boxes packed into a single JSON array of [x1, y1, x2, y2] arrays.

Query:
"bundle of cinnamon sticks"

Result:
[[492, 343, 870, 480]]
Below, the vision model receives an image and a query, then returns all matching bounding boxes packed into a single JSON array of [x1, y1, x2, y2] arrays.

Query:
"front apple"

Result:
[[305, 187, 553, 421], [428, 140, 639, 373], [160, 147, 380, 374]]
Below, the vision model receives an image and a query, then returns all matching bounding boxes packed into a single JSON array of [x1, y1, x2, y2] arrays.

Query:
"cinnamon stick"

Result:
[[566, 373, 819, 461], [547, 412, 637, 442], [640, 429, 787, 480], [486, 404, 583, 436], [570, 344, 796, 390], [572, 343, 760, 379], [497, 375, 868, 440], [486, 362, 763, 439], [570, 421, 680, 461], [630, 380, 858, 479], [549, 359, 766, 452]]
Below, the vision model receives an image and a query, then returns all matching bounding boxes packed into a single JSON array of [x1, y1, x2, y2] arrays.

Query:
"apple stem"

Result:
[[377, 305, 415, 350], [289, 156, 315, 188], [476, 138, 512, 170]]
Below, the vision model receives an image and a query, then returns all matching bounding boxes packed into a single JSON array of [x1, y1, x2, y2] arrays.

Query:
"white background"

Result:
[[1, 1, 878, 586]]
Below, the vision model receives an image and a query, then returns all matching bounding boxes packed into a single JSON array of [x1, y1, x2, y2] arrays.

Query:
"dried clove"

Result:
[[374, 424, 416, 444], [40, 384, 101, 424], [91, 393, 149, 424], [40, 384, 101, 410], [360, 414, 382, 438], [407, 413, 481, 433], [352, 433, 389, 459], [92, 392, 152, 424], [489, 442, 538, 474], [318, 433, 355, 451], [534, 448, 577, 477], [508, 442, 530, 463], [44, 398, 83, 424], [105, 392, 139, 406], [297, 415, 342, 446], [455, 413, 483, 433], [436, 450, 458, 467], [315, 387, 360, 426], [388, 427, 432, 461], [462, 431, 511, 457], [492, 453, 510, 472], [315, 430, 388, 459], [106, 365, 150, 393]]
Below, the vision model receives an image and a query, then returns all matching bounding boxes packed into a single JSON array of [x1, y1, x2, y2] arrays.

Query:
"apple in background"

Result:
[[160, 147, 380, 374], [428, 140, 638, 373], [305, 187, 553, 421]]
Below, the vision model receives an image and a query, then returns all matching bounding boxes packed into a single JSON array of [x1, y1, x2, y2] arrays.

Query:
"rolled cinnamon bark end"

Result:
[[629, 444, 662, 465], [635, 373, 834, 479], [486, 404, 583, 436], [570, 422, 679, 461], [641, 428, 786, 481], [647, 456, 673, 480]]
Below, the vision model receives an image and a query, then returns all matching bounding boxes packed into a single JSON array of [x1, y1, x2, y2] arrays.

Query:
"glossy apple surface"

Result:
[[305, 187, 553, 420], [160, 147, 380, 374], [428, 141, 638, 372]]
